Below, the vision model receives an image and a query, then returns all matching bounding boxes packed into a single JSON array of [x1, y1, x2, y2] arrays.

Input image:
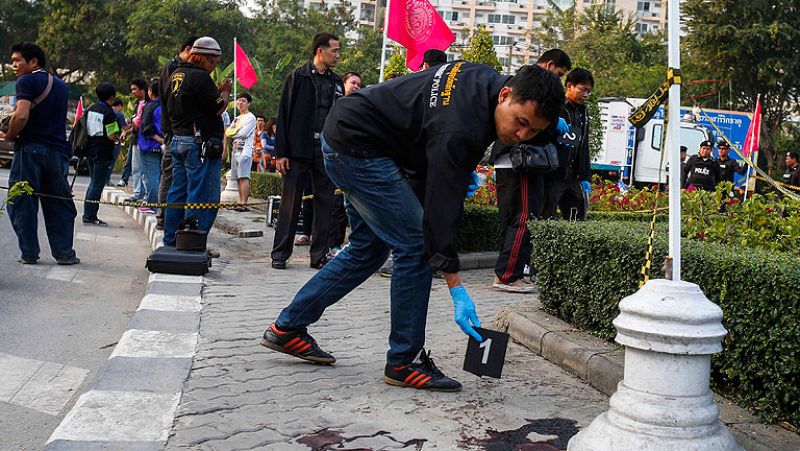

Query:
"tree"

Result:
[[0, 0, 46, 80], [383, 46, 408, 80], [462, 25, 501, 72], [683, 0, 800, 176], [339, 27, 383, 85]]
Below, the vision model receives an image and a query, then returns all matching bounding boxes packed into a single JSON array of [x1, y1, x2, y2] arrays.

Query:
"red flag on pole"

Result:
[[72, 97, 83, 126], [235, 42, 258, 89], [386, 0, 455, 71], [742, 97, 762, 157]]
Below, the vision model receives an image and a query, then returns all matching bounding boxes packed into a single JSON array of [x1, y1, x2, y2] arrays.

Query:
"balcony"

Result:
[[451, 1, 473, 9]]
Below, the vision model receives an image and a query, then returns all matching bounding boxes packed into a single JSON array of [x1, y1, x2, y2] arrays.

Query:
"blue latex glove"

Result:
[[556, 117, 570, 135], [466, 171, 480, 198], [581, 180, 592, 194], [450, 286, 483, 342]]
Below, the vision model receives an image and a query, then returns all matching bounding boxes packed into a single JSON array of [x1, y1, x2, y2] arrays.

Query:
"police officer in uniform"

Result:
[[717, 140, 747, 186], [783, 151, 800, 187], [683, 140, 720, 191]]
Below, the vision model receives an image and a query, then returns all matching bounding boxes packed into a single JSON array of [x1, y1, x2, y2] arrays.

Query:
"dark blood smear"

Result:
[[460, 418, 580, 451]]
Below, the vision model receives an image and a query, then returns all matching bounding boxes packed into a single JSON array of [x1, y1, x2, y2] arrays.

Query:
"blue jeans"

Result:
[[276, 137, 433, 365], [106, 144, 122, 184], [131, 144, 145, 199], [83, 158, 113, 221], [140, 150, 162, 204], [7, 142, 77, 261], [164, 135, 222, 246]]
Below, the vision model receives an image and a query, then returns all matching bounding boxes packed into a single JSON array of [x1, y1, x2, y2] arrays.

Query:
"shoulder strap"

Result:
[[30, 74, 53, 109]]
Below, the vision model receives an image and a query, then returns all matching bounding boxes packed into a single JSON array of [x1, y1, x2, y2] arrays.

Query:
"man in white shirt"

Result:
[[224, 93, 256, 210]]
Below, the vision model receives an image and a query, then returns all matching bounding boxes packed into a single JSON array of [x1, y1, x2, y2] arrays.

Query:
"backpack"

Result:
[[69, 114, 91, 158]]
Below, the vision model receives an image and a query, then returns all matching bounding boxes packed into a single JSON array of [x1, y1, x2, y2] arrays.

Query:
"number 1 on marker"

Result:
[[479, 338, 493, 364]]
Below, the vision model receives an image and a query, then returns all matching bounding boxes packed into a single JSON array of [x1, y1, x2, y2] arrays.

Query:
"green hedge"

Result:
[[250, 172, 282, 199], [587, 210, 668, 222], [458, 205, 500, 252], [529, 220, 800, 426]]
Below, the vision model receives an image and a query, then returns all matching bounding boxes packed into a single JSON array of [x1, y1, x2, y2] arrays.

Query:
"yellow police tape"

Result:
[[754, 175, 800, 192], [2, 183, 342, 209], [639, 212, 658, 288]]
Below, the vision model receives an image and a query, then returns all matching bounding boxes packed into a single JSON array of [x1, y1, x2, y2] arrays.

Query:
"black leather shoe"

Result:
[[271, 260, 286, 269], [310, 258, 329, 270]]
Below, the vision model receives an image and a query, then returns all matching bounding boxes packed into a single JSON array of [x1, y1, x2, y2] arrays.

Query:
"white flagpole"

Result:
[[233, 37, 238, 120], [378, 0, 391, 83], [665, 0, 681, 280]]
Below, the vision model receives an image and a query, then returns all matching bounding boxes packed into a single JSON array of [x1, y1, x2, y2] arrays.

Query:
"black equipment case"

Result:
[[146, 246, 212, 276]]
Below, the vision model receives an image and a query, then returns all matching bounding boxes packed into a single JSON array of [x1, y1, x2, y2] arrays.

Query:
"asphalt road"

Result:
[[0, 168, 152, 449]]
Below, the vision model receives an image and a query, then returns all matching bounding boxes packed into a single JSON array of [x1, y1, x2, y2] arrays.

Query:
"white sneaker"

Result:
[[492, 276, 536, 293]]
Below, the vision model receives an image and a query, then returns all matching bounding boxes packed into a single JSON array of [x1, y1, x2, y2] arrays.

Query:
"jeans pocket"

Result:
[[174, 141, 192, 160]]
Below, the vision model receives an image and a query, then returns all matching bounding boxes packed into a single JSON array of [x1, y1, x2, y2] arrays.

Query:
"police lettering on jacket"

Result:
[[683, 155, 721, 190]]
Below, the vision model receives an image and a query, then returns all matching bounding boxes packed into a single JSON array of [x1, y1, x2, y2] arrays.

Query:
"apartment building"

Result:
[[306, 0, 667, 73]]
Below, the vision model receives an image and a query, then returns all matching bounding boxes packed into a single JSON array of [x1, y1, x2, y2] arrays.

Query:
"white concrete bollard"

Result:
[[220, 169, 239, 203], [568, 279, 741, 451]]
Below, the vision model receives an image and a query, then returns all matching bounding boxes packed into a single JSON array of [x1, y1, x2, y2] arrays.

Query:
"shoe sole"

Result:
[[383, 376, 461, 392], [259, 338, 335, 364], [378, 271, 392, 278], [492, 282, 535, 293]]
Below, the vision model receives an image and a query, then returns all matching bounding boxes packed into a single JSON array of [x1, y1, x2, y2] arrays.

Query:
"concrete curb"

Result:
[[213, 211, 498, 271], [45, 190, 202, 450], [494, 304, 800, 451]]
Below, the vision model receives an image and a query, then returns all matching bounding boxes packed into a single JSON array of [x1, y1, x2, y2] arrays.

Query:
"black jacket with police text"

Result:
[[323, 62, 511, 272], [683, 155, 721, 190], [783, 165, 800, 187], [718, 156, 747, 184], [275, 61, 343, 161]]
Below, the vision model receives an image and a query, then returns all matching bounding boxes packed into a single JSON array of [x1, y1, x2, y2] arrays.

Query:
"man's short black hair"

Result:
[[181, 36, 199, 52], [537, 49, 571, 71], [112, 99, 124, 107], [505, 65, 565, 125], [788, 151, 800, 161], [96, 83, 116, 101], [10, 42, 47, 68], [680, 146, 688, 153], [130, 78, 147, 90], [311, 32, 339, 57], [256, 114, 266, 120], [237, 92, 252, 103], [565, 68, 594, 88]]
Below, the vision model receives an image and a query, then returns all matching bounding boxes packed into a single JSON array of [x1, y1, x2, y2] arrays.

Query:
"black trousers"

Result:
[[328, 196, 348, 249], [156, 136, 173, 226], [494, 168, 544, 283], [543, 178, 585, 220], [271, 149, 335, 264]]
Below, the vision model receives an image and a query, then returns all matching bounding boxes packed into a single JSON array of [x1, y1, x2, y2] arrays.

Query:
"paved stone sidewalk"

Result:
[[166, 227, 609, 450]]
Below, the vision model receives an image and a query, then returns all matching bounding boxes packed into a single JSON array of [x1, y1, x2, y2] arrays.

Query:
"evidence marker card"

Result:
[[463, 327, 509, 379]]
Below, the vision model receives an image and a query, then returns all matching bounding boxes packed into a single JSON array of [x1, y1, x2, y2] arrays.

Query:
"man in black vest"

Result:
[[783, 151, 800, 187], [683, 140, 721, 191], [271, 33, 344, 270]]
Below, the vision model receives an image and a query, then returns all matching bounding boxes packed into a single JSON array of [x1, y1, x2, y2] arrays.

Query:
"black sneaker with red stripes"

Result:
[[260, 323, 336, 364], [383, 349, 462, 392]]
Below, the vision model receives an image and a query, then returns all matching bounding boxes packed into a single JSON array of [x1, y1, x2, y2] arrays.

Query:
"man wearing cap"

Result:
[[717, 140, 747, 186], [783, 151, 800, 187], [683, 140, 721, 191], [163, 36, 232, 247], [420, 49, 447, 71]]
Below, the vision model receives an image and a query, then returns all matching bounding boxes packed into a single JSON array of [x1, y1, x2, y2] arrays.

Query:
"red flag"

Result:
[[72, 97, 83, 126], [742, 97, 762, 157], [235, 42, 258, 89], [386, 0, 455, 71]]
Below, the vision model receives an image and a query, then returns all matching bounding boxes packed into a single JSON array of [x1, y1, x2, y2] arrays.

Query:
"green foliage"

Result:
[[683, 0, 800, 177], [589, 176, 668, 212], [0, 0, 45, 80], [462, 25, 501, 72], [384, 46, 408, 80], [1, 181, 34, 216], [249, 172, 283, 199], [587, 211, 667, 222], [458, 204, 499, 252], [534, 3, 666, 98], [339, 26, 383, 86], [529, 219, 800, 426]]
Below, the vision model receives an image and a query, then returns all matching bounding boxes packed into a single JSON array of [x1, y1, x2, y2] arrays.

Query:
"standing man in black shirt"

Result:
[[783, 151, 800, 187], [156, 36, 196, 230], [260, 63, 565, 392], [683, 140, 721, 191], [271, 33, 344, 270], [489, 49, 571, 293], [83, 83, 121, 226], [163, 36, 231, 247], [716, 140, 747, 186], [543, 68, 594, 221]]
